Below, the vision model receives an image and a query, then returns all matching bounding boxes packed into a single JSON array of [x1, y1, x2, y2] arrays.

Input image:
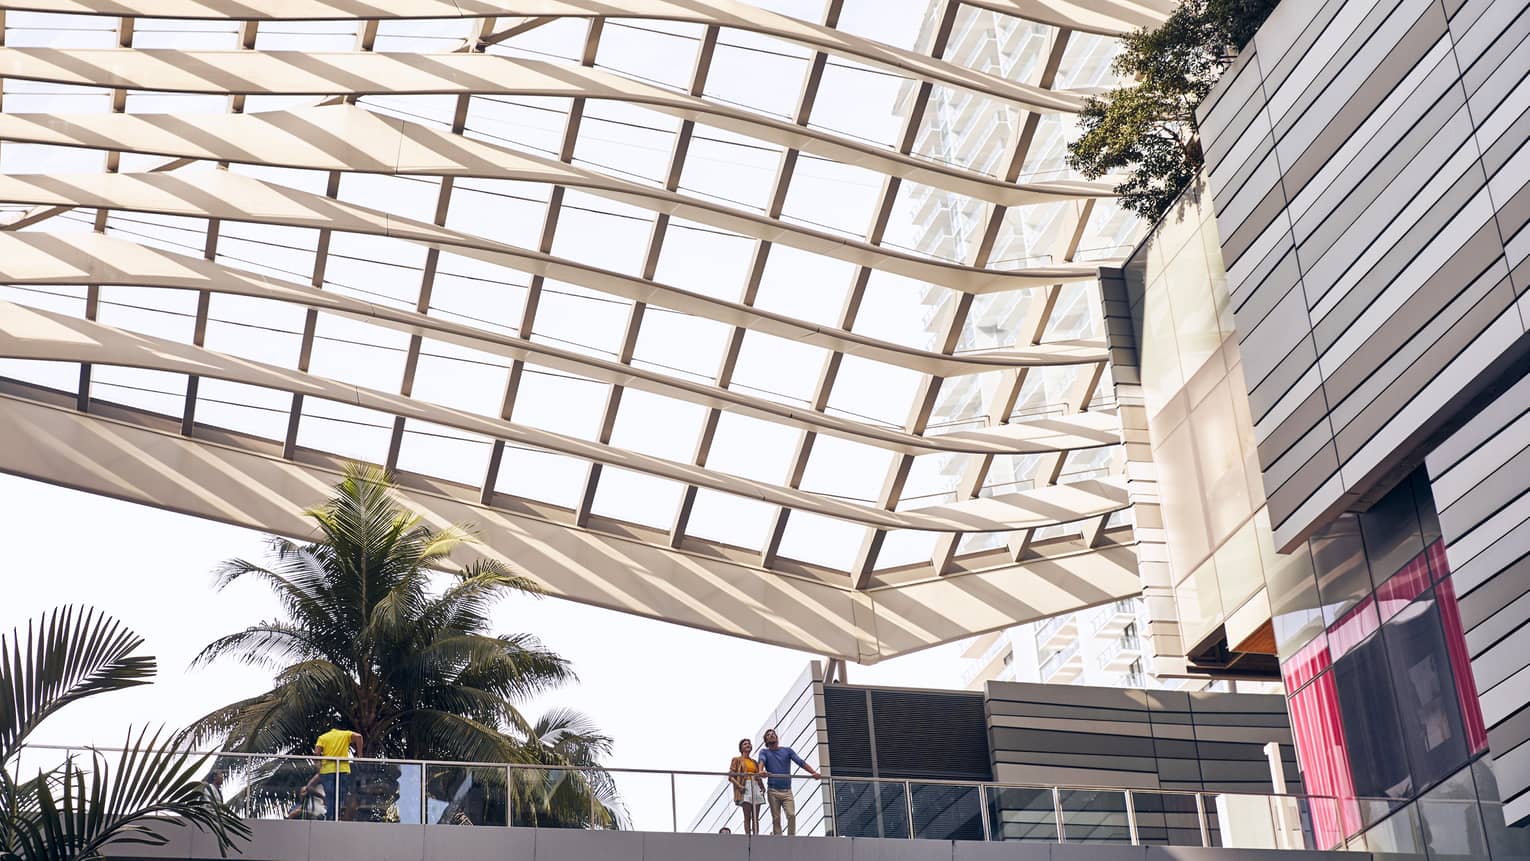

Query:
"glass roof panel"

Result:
[[650, 218, 753, 303], [607, 389, 706, 462], [465, 95, 574, 162], [0, 359, 79, 394], [752, 245, 855, 327], [91, 367, 187, 420], [305, 313, 411, 392], [194, 378, 292, 443], [395, 419, 494, 487], [677, 129, 781, 213], [425, 253, 530, 335], [629, 308, 729, 383], [410, 340, 512, 417], [796, 435, 893, 502], [548, 192, 657, 276], [704, 412, 797, 485], [529, 281, 634, 361], [704, 32, 811, 121], [495, 445, 585, 509], [446, 179, 552, 250], [823, 356, 918, 428], [776, 511, 866, 572], [506, 370, 608, 441], [683, 488, 775, 551], [597, 20, 705, 90], [94, 285, 196, 344], [202, 294, 306, 368], [875, 529, 939, 570], [573, 103, 681, 187], [590, 467, 684, 529], [729, 329, 827, 406], [296, 398, 394, 465]]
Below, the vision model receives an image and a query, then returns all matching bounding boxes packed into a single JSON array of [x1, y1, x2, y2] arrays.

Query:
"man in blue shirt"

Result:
[[755, 728, 821, 835]]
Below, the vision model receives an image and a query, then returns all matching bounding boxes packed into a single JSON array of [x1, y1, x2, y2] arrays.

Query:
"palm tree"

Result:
[[182, 464, 622, 827], [0, 607, 249, 860]]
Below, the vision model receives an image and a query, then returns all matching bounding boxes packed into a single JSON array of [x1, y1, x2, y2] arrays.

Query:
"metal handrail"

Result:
[[17, 742, 1382, 850]]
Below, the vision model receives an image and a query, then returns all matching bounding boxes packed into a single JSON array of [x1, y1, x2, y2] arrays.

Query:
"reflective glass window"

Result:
[[1333, 634, 1413, 800], [1310, 514, 1371, 627], [1383, 595, 1468, 791], [1358, 479, 1425, 586]]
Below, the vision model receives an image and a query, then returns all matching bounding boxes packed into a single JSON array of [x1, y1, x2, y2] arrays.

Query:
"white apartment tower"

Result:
[[895, 2, 1155, 691]]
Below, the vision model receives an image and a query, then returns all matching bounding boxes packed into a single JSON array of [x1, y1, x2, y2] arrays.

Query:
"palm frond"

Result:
[[0, 607, 155, 761]]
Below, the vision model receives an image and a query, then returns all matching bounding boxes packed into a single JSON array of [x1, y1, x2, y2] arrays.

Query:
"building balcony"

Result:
[[1034, 612, 1078, 652], [1088, 598, 1138, 639], [1040, 639, 1082, 682], [1096, 631, 1143, 673]]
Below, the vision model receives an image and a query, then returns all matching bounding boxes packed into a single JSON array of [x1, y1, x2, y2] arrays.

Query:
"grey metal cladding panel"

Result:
[[989, 727, 1157, 758], [1257, 0, 1352, 99], [1150, 737, 1199, 760], [1264, 419, 1339, 496], [993, 750, 1161, 773], [1458, 5, 1530, 97], [987, 681, 1151, 711], [1476, 620, 1530, 693], [1226, 224, 1295, 309], [1277, 2, 1451, 202], [1495, 173, 1530, 243], [1264, 441, 1342, 530], [1455, 530, 1530, 621], [1426, 361, 1530, 471], [1327, 266, 1512, 444], [1203, 74, 1268, 173], [1219, 180, 1288, 272], [1438, 442, 1530, 543], [1191, 741, 1275, 762], [1465, 579, 1530, 656], [984, 700, 1150, 724], [1322, 238, 1508, 416], [1267, 0, 1413, 143], [1451, 0, 1529, 64], [1251, 383, 1327, 466], [1290, 62, 1465, 258], [1212, 130, 1278, 221], [1239, 282, 1313, 390], [1490, 704, 1530, 761], [1330, 263, 1516, 463], [1228, 248, 1301, 335], [1197, 45, 1261, 144], [1310, 158, 1492, 356], [1139, 689, 1191, 712]]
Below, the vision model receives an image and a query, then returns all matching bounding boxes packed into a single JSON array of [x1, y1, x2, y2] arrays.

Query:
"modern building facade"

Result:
[[1187, 0, 1530, 848], [689, 662, 1302, 845]]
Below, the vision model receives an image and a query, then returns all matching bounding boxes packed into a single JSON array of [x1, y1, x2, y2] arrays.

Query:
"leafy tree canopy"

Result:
[[1066, 0, 1278, 221]]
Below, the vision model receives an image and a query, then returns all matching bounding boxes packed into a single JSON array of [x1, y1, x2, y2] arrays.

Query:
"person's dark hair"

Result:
[[737, 738, 751, 752]]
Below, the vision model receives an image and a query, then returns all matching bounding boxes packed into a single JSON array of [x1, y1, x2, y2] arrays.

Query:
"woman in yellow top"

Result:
[[729, 738, 767, 835]]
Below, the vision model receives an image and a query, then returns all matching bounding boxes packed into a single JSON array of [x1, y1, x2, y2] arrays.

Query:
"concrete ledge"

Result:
[[103, 820, 1372, 860]]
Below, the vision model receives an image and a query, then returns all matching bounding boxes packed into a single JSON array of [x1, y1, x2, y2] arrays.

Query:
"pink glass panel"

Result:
[[1281, 632, 1331, 694], [1325, 595, 1378, 660], [1375, 554, 1431, 623], [1436, 572, 1489, 754], [1288, 671, 1361, 845]]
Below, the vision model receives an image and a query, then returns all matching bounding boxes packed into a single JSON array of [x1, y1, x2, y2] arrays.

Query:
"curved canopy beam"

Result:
[[962, 0, 1173, 37], [0, 171, 1109, 376], [0, 301, 1131, 532], [0, 107, 1117, 291], [0, 1, 1085, 113], [0, 388, 1142, 662], [0, 47, 1095, 207], [0, 230, 1124, 457]]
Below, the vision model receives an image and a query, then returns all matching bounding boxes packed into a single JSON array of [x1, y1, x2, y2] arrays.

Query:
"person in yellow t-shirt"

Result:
[[301, 727, 364, 820]]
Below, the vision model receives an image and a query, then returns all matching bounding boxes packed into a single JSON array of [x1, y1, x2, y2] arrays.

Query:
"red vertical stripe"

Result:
[[1287, 671, 1360, 845], [1434, 564, 1489, 754]]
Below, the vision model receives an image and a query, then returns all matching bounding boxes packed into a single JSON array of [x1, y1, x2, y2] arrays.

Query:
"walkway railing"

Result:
[[16, 744, 1397, 852]]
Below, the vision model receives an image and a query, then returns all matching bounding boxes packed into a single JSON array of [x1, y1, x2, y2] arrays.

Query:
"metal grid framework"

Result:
[[0, 0, 1169, 662]]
